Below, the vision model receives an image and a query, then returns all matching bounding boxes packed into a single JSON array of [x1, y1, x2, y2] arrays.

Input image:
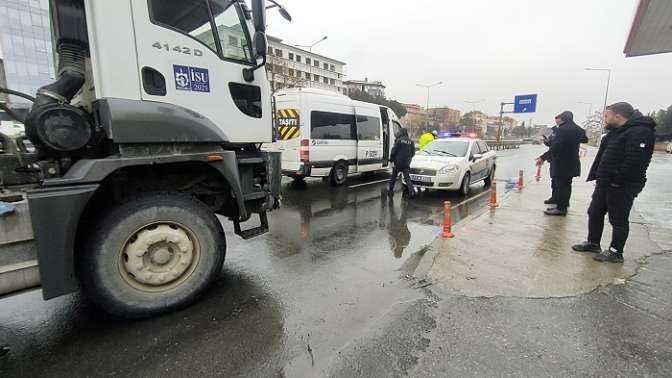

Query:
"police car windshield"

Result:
[[423, 140, 469, 157]]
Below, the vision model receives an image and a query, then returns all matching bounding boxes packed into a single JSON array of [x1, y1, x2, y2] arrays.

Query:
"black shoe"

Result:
[[544, 198, 556, 205], [572, 241, 602, 253], [544, 208, 567, 216], [593, 249, 624, 263]]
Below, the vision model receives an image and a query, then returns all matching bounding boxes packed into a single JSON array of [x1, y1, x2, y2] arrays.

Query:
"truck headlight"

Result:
[[438, 165, 458, 174]]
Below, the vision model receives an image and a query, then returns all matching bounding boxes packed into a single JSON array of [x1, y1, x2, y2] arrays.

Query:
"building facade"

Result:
[[429, 107, 461, 127], [265, 35, 347, 93], [400, 103, 429, 139], [343, 78, 385, 98], [0, 0, 54, 108]]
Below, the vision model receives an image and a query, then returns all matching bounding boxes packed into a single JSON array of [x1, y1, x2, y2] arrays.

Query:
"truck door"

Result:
[[355, 106, 383, 173], [379, 107, 391, 167], [131, 0, 272, 143]]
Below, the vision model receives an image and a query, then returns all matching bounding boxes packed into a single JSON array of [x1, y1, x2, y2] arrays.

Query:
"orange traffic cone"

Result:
[[489, 182, 499, 208], [518, 169, 524, 190], [442, 201, 455, 238]]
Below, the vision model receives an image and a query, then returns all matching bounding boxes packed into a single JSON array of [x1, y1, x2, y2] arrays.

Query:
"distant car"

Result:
[[409, 138, 497, 196], [666, 142, 672, 154]]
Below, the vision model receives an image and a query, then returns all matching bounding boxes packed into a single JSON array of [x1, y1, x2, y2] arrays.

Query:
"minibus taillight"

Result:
[[300, 139, 310, 162]]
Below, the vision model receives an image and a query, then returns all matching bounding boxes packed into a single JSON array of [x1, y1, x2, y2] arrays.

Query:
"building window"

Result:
[[314, 60, 319, 67], [305, 58, 311, 65], [313, 74, 319, 82], [305, 72, 311, 80], [288, 52, 294, 60], [296, 55, 302, 63], [323, 63, 329, 70], [330, 79, 335, 85], [268, 46, 273, 55], [274, 48, 283, 57], [323, 77, 329, 84], [288, 68, 295, 76], [330, 64, 335, 71]]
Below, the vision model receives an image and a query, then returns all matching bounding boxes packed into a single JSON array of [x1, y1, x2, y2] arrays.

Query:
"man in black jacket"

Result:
[[388, 128, 416, 197], [573, 102, 656, 263], [537, 111, 589, 216]]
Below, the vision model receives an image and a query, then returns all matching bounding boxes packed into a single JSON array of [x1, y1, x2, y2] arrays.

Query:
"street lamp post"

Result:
[[296, 36, 328, 89], [416, 82, 443, 134], [584, 68, 611, 134]]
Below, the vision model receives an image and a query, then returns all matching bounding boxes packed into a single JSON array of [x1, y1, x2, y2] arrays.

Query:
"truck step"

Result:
[[234, 212, 269, 240]]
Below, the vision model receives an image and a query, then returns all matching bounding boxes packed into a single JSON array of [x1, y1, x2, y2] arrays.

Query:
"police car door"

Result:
[[355, 106, 384, 173], [131, 0, 271, 143]]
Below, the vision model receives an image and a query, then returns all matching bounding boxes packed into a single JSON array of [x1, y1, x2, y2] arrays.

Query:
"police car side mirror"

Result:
[[472, 153, 483, 161]]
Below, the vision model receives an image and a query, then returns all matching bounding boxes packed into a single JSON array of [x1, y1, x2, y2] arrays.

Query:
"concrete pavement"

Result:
[[420, 171, 662, 298]]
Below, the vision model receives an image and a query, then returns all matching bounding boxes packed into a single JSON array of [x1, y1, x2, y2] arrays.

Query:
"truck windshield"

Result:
[[423, 140, 469, 157]]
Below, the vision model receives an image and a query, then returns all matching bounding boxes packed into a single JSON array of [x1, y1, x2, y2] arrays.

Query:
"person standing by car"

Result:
[[572, 102, 656, 263], [536, 111, 588, 216], [542, 121, 560, 206], [419, 130, 437, 150], [389, 128, 416, 197]]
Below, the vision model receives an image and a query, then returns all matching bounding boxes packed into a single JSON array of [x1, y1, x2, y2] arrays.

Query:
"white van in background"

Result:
[[268, 88, 403, 186]]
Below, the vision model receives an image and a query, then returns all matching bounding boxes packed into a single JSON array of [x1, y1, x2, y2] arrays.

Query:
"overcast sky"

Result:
[[266, 0, 672, 125]]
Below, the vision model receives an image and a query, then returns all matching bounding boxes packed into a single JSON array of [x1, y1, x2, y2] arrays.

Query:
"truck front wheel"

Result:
[[79, 193, 226, 318]]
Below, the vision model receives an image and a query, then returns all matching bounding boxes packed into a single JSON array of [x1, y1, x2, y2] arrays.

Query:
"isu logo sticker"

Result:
[[277, 109, 301, 140]]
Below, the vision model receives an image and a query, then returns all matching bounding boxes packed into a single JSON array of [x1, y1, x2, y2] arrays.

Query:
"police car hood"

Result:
[[410, 154, 466, 170]]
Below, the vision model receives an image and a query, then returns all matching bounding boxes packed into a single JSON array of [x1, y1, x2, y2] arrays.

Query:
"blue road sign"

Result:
[[514, 94, 538, 113]]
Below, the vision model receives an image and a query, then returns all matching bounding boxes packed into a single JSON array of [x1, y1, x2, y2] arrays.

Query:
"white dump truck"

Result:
[[0, 0, 290, 318]]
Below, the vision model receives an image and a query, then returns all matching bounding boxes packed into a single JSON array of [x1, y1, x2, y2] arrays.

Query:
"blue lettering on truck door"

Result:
[[174, 65, 210, 93]]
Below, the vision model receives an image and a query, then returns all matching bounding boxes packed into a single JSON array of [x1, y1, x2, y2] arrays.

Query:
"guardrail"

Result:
[[484, 140, 524, 150]]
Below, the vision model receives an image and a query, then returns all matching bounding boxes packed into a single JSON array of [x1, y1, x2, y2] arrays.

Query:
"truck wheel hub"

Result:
[[122, 224, 195, 286]]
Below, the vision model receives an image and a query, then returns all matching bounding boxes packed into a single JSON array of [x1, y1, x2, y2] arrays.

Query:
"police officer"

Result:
[[389, 128, 416, 197], [573, 102, 656, 263], [536, 111, 588, 216], [419, 130, 437, 150]]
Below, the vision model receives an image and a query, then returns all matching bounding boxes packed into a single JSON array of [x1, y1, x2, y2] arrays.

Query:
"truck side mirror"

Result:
[[253, 31, 267, 60], [252, 0, 266, 33]]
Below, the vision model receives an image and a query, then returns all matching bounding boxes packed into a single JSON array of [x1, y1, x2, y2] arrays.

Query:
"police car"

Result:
[[409, 137, 497, 196]]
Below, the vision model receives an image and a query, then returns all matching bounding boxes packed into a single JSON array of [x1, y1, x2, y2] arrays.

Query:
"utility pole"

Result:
[[497, 101, 514, 142], [585, 68, 611, 136]]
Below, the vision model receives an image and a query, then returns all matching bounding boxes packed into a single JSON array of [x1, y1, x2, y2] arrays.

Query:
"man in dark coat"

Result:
[[543, 121, 560, 205], [573, 102, 656, 263], [389, 128, 416, 197], [537, 111, 588, 216]]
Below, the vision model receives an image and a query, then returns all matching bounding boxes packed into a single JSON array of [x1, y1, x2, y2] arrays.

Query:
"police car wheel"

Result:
[[460, 173, 471, 196]]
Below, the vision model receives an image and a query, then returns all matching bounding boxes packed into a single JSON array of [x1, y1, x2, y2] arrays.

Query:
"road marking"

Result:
[[450, 189, 491, 210], [348, 179, 390, 189]]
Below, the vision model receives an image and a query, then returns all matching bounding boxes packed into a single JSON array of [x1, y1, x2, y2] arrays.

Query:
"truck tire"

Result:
[[329, 161, 348, 186], [79, 192, 226, 318]]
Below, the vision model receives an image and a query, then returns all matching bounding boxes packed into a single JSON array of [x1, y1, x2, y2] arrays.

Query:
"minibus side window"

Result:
[[311, 111, 356, 140]]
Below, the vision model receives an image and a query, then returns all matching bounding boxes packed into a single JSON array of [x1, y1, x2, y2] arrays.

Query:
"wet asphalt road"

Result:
[[1, 146, 670, 377]]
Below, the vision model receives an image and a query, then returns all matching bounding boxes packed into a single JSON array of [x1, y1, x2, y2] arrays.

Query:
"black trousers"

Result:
[[553, 176, 573, 211], [389, 165, 414, 193], [587, 183, 644, 253], [550, 178, 557, 201]]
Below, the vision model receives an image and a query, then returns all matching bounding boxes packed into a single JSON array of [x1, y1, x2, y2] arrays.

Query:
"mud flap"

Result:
[[234, 211, 269, 240]]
